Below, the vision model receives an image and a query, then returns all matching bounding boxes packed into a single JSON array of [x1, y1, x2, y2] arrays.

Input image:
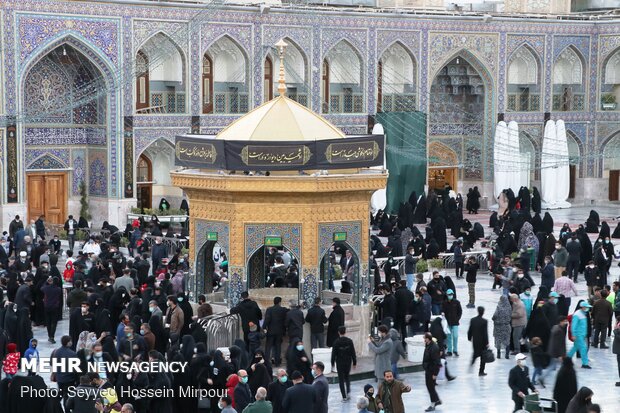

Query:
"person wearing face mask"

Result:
[[234, 369, 252, 413], [541, 256, 555, 291], [567, 301, 593, 368], [584, 260, 602, 297], [140, 323, 155, 351], [327, 297, 345, 348], [543, 292, 561, 325], [441, 289, 462, 357], [148, 300, 167, 355], [23, 338, 39, 376], [508, 353, 537, 412], [311, 362, 329, 413], [368, 325, 393, 384], [151, 236, 168, 272], [87, 342, 115, 384], [286, 339, 312, 384], [362, 384, 379, 412], [552, 243, 568, 280], [514, 269, 531, 296], [520, 287, 534, 320], [267, 369, 292, 413], [119, 323, 147, 362], [218, 396, 237, 413]]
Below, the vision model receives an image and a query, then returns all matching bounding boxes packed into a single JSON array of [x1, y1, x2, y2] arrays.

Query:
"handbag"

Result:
[[197, 395, 211, 409], [482, 348, 495, 363]]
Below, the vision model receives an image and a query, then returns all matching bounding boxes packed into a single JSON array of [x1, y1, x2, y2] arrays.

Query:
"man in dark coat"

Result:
[[267, 368, 293, 413], [150, 237, 168, 272], [264, 296, 288, 366], [422, 332, 442, 411], [286, 301, 305, 340], [234, 370, 253, 413], [508, 353, 537, 412], [326, 297, 345, 347], [305, 297, 327, 349], [231, 291, 263, 346], [282, 370, 316, 413], [467, 306, 489, 376], [394, 280, 414, 343], [330, 326, 356, 401], [311, 362, 329, 413]]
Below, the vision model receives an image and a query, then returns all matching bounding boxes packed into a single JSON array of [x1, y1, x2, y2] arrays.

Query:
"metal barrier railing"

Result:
[[199, 312, 242, 352]]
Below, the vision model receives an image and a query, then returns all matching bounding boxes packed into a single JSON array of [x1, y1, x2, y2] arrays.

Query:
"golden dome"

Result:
[[216, 95, 346, 141]]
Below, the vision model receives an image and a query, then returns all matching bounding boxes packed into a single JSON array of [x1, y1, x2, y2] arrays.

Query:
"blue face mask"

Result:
[[241, 376, 248, 384], [280, 376, 288, 383], [447, 295, 454, 301], [296, 345, 304, 351], [149, 307, 155, 313], [210, 361, 214, 367], [140, 330, 145, 335], [178, 297, 184, 302], [311, 370, 317, 378]]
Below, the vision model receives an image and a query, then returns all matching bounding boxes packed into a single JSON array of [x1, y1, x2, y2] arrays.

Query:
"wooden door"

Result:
[[610, 170, 620, 201], [27, 175, 45, 221], [136, 154, 152, 210], [202, 54, 213, 114], [27, 173, 67, 225], [136, 51, 150, 111], [569, 165, 576, 199]]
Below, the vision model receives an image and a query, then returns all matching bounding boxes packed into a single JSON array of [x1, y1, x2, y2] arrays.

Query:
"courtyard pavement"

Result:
[[22, 205, 620, 411]]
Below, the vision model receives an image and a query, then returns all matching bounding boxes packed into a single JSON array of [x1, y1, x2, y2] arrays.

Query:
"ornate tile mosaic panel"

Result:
[[244, 223, 301, 263]]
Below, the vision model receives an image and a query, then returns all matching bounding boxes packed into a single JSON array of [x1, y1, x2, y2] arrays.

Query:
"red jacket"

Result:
[[226, 374, 240, 408], [3, 352, 20, 375]]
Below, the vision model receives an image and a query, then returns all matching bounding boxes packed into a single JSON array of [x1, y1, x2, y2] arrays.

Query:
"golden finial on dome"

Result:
[[275, 39, 288, 97]]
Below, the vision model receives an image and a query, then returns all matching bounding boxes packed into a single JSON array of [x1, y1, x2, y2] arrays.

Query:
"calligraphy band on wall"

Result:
[[7, 124, 18, 203], [175, 134, 384, 171]]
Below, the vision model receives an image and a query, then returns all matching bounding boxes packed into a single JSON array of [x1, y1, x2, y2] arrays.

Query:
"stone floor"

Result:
[[21, 206, 620, 411]]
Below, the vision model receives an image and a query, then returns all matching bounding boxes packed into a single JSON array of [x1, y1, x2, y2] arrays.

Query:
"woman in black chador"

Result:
[[470, 186, 481, 214], [542, 212, 554, 235], [531, 187, 542, 214], [518, 186, 531, 214], [413, 194, 427, 224]]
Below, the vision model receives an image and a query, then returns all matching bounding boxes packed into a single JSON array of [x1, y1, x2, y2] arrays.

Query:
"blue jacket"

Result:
[[24, 339, 39, 362], [571, 310, 588, 339]]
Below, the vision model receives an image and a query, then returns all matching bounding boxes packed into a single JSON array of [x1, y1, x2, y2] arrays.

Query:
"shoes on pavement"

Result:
[[446, 352, 453, 357], [424, 406, 435, 412], [600, 345, 609, 349], [581, 365, 592, 369], [435, 401, 442, 406], [454, 352, 459, 357], [478, 372, 487, 376], [447, 376, 456, 381], [616, 382, 620, 386]]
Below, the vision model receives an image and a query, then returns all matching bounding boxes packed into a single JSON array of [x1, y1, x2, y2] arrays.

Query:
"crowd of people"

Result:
[[0, 183, 619, 413], [367, 185, 620, 412]]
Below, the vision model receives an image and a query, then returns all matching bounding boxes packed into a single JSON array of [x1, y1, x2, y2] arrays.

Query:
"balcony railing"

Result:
[[288, 93, 309, 107], [381, 93, 417, 112], [507, 94, 540, 112], [214, 91, 249, 114], [552, 93, 585, 111], [138, 92, 186, 114], [326, 92, 364, 113]]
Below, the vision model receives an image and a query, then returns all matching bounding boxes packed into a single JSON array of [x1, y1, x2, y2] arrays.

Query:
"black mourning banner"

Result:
[[174, 136, 225, 169], [316, 134, 384, 169], [174, 134, 384, 170], [226, 141, 313, 170]]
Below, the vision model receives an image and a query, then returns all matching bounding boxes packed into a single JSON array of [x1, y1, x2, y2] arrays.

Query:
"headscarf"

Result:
[[76, 331, 97, 352], [518, 222, 540, 257], [493, 295, 512, 324]]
